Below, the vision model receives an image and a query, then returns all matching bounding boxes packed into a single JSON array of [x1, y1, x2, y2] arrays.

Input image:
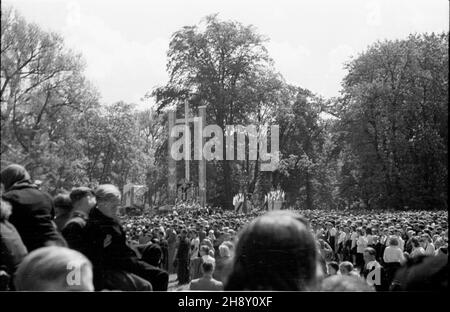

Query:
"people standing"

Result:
[[1, 164, 66, 252], [174, 229, 190, 285]]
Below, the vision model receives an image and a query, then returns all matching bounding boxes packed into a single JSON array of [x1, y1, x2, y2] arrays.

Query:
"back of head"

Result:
[[321, 275, 374, 292], [201, 257, 215, 275], [389, 237, 399, 246], [339, 261, 354, 274], [219, 244, 231, 258], [0, 164, 31, 191], [54, 193, 73, 213], [69, 187, 94, 205], [225, 210, 318, 291], [14, 246, 94, 291], [393, 253, 448, 291], [141, 243, 162, 267]]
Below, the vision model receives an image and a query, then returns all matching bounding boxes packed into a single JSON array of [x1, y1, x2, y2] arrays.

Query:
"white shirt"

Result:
[[330, 227, 337, 237], [383, 246, 405, 263], [410, 247, 425, 259], [338, 232, 347, 244], [357, 236, 368, 253], [351, 232, 358, 249], [190, 237, 200, 260], [424, 243, 435, 256]]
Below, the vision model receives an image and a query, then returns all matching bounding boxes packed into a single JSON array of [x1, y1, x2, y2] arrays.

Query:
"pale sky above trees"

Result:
[[6, 0, 448, 108]]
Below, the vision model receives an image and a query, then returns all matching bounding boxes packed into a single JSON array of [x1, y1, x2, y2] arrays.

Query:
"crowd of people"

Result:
[[0, 163, 448, 291]]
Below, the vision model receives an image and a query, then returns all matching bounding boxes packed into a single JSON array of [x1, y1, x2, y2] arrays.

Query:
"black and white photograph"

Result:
[[0, 0, 448, 302]]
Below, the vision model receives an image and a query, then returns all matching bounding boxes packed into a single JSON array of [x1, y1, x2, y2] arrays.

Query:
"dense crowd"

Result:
[[0, 164, 448, 291]]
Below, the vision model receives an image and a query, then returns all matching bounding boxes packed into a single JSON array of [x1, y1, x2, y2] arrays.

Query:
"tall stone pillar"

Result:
[[168, 110, 177, 204], [198, 105, 206, 207]]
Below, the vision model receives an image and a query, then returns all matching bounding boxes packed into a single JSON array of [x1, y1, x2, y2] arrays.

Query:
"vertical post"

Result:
[[199, 105, 206, 207], [168, 110, 177, 204], [184, 101, 190, 182]]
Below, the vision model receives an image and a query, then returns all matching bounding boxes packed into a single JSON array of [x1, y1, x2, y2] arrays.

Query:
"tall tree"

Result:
[[152, 14, 277, 208], [336, 33, 448, 209]]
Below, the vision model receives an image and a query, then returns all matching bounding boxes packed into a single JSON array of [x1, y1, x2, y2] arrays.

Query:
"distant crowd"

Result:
[[1, 164, 448, 291]]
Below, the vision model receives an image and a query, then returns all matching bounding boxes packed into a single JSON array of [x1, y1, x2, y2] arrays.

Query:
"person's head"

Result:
[[0, 164, 32, 192], [94, 184, 121, 218], [201, 258, 215, 276], [222, 240, 234, 253], [434, 238, 445, 250], [363, 247, 377, 263], [339, 261, 354, 275], [141, 243, 162, 267], [327, 262, 339, 276], [199, 245, 210, 257], [70, 187, 96, 213], [410, 237, 421, 248], [421, 233, 431, 243], [14, 246, 94, 291], [219, 244, 231, 258], [225, 211, 319, 291], [321, 275, 374, 292], [54, 193, 73, 217], [389, 237, 399, 247]]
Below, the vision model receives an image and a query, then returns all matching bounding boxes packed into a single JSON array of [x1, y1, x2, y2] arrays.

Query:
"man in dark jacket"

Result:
[[1, 164, 66, 252], [61, 187, 96, 252], [174, 229, 190, 285], [84, 184, 168, 291]]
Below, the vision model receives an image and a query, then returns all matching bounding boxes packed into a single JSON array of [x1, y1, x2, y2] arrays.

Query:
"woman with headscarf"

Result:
[[1, 164, 66, 252]]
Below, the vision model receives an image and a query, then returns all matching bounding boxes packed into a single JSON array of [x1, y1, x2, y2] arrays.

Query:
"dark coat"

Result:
[[61, 211, 89, 253], [84, 208, 168, 291], [2, 184, 66, 252]]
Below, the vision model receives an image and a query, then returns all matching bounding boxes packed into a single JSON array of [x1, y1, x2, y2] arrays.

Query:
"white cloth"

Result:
[[410, 247, 425, 259], [357, 236, 368, 253], [424, 243, 435, 256], [338, 232, 347, 244], [383, 246, 405, 263], [190, 237, 200, 260]]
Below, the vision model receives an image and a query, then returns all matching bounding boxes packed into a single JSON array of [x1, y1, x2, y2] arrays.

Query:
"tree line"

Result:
[[1, 8, 447, 210]]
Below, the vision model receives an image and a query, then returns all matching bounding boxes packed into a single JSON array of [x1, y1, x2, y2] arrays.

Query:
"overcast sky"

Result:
[[5, 0, 449, 109]]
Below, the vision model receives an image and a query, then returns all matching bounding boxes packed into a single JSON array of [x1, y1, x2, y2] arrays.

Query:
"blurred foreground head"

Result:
[[14, 246, 94, 291], [225, 210, 320, 291]]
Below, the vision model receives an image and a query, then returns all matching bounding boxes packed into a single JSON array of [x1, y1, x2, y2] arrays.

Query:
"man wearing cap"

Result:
[[61, 187, 96, 252]]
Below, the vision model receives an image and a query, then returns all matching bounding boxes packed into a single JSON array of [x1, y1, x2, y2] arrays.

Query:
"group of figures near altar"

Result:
[[233, 185, 285, 214]]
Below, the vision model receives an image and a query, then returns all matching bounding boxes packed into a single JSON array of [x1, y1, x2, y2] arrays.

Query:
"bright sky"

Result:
[[5, 0, 449, 109]]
